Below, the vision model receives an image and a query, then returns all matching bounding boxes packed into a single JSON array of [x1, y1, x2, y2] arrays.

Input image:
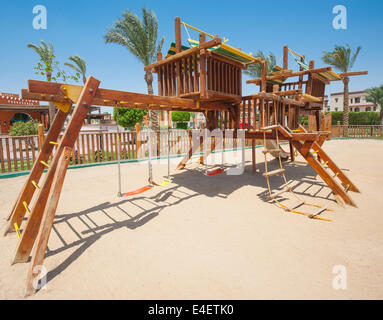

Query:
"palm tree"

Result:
[[27, 40, 56, 125], [322, 44, 361, 126], [104, 7, 164, 130], [243, 51, 276, 78], [366, 85, 383, 123], [65, 55, 87, 84]]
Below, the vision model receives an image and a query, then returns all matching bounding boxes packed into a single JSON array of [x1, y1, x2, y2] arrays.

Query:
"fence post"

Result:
[[135, 123, 142, 158], [337, 121, 341, 138], [38, 124, 44, 150]]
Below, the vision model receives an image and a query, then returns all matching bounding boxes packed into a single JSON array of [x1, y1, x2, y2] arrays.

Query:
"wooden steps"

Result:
[[262, 168, 285, 178]]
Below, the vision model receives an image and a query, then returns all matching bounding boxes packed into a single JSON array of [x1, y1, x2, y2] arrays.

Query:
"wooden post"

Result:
[[283, 45, 288, 70], [252, 137, 256, 173], [37, 124, 44, 151], [156, 52, 163, 96], [135, 123, 142, 158], [199, 33, 207, 98], [24, 146, 72, 297], [12, 76, 100, 264], [175, 17, 182, 96], [261, 60, 267, 92]]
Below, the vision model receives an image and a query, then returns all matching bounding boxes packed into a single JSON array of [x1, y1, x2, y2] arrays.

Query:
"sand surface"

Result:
[[0, 139, 382, 299]]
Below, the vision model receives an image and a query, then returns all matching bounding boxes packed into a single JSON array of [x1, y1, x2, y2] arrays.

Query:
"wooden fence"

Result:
[[3, 125, 381, 175], [330, 125, 383, 139], [0, 130, 253, 174]]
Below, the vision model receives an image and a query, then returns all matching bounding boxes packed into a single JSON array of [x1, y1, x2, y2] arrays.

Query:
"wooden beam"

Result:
[[28, 80, 197, 109], [246, 67, 332, 84], [24, 146, 72, 297], [338, 71, 368, 78]]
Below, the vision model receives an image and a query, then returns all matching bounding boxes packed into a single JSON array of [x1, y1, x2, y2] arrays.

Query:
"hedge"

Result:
[[327, 111, 380, 125]]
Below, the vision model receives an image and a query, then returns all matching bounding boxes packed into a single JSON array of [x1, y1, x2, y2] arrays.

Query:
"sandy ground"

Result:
[[0, 139, 382, 300]]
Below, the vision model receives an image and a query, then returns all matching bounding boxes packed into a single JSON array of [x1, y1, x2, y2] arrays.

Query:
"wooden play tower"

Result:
[[4, 17, 367, 296]]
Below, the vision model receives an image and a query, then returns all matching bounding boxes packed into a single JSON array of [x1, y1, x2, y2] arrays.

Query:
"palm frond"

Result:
[[104, 7, 163, 66], [321, 44, 361, 73]]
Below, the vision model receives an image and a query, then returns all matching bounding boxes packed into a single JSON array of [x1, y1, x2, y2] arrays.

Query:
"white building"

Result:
[[323, 90, 376, 112]]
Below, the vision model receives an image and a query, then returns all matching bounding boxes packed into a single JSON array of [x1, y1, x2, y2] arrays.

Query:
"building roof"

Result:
[[0, 104, 49, 112], [329, 90, 368, 96]]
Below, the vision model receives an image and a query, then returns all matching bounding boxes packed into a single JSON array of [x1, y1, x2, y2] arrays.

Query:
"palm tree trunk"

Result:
[[342, 77, 350, 136], [145, 70, 158, 131], [46, 72, 56, 127]]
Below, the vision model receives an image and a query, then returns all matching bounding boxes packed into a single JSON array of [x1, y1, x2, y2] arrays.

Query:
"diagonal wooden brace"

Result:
[[24, 146, 72, 297], [292, 140, 357, 207], [12, 76, 100, 264], [4, 110, 69, 236]]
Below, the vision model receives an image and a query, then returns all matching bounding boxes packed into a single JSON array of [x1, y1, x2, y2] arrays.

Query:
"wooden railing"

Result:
[[207, 56, 242, 96], [156, 51, 242, 99], [240, 93, 303, 130], [331, 125, 383, 138]]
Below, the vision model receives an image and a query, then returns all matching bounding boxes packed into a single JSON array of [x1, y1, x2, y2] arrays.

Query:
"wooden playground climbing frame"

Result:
[[3, 16, 367, 296]]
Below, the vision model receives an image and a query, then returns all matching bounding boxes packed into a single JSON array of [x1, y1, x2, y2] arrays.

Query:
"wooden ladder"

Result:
[[292, 125, 359, 207], [4, 76, 100, 297], [262, 125, 333, 221]]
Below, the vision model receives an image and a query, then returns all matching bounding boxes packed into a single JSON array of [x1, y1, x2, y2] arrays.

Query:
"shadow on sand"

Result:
[[41, 158, 338, 287]]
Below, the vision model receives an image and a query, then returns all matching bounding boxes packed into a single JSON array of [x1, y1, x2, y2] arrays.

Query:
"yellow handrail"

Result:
[[181, 21, 214, 39]]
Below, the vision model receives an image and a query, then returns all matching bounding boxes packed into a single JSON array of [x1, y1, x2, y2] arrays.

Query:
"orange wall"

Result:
[[0, 110, 47, 134]]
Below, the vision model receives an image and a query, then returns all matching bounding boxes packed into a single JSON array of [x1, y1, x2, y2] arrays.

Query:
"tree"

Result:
[[243, 51, 276, 78], [104, 7, 164, 131], [114, 108, 147, 129], [64, 55, 86, 83], [172, 111, 190, 129], [28, 40, 56, 125], [9, 120, 39, 148], [366, 85, 383, 123], [28, 41, 79, 126], [322, 44, 361, 126]]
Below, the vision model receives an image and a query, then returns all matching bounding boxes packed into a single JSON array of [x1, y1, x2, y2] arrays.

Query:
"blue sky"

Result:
[[0, 0, 382, 113]]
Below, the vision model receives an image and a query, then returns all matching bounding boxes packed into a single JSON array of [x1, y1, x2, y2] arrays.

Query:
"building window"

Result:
[[327, 107, 330, 112], [350, 98, 353, 104], [366, 107, 371, 111], [350, 108, 353, 112], [355, 97, 361, 103], [354, 108, 360, 112], [335, 98, 338, 103], [374, 106, 377, 111], [335, 107, 338, 111]]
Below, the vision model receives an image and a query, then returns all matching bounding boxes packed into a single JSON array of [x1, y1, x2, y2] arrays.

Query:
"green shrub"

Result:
[[175, 122, 188, 130], [172, 111, 190, 122], [9, 120, 39, 136], [330, 111, 380, 125], [114, 108, 147, 129]]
